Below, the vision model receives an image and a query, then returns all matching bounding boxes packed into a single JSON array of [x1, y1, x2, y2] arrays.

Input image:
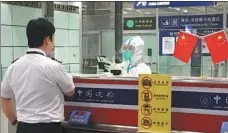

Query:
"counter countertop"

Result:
[[71, 73, 228, 84]]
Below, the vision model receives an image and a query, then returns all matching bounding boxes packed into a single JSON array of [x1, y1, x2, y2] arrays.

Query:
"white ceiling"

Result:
[[122, 2, 228, 17], [81, 2, 228, 17]]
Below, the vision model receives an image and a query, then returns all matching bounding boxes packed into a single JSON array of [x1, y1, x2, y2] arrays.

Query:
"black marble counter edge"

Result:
[[61, 121, 138, 133], [61, 121, 202, 133]]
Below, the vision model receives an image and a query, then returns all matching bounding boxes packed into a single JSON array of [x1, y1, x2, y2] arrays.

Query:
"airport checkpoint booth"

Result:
[[62, 74, 228, 133]]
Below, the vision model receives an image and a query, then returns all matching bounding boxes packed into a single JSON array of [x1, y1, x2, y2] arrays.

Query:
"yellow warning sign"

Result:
[[141, 104, 152, 116], [141, 90, 152, 102], [141, 117, 152, 129], [138, 74, 171, 133], [141, 76, 153, 89]]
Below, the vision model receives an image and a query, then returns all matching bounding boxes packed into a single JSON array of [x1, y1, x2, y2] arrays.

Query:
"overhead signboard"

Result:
[[159, 14, 223, 30], [134, 1, 216, 9], [123, 17, 156, 30]]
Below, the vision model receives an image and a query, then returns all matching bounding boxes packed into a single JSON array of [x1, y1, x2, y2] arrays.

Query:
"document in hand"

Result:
[[96, 56, 111, 72]]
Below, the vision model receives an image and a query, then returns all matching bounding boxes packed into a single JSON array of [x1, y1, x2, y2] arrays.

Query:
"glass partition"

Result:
[[1, 2, 81, 78], [81, 2, 228, 77], [1, 2, 228, 78], [1, 2, 43, 78], [119, 2, 228, 77]]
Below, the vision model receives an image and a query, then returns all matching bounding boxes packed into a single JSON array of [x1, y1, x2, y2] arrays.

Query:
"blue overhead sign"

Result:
[[134, 1, 216, 9], [159, 14, 223, 30]]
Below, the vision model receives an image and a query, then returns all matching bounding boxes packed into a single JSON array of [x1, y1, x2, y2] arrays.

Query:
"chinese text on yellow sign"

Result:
[[138, 74, 171, 133]]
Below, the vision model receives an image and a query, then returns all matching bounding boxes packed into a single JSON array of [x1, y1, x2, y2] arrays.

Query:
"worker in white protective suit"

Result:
[[105, 36, 151, 77]]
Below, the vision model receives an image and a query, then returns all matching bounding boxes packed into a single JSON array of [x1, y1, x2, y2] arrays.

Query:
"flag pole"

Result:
[[222, 4, 227, 78]]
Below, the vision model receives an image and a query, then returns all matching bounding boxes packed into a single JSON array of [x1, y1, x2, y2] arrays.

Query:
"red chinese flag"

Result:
[[173, 31, 199, 63], [204, 31, 228, 64]]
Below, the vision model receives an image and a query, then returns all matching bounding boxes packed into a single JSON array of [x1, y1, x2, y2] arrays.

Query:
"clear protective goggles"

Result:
[[120, 44, 135, 53]]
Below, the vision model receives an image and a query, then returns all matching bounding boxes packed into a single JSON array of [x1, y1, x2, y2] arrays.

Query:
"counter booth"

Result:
[[62, 74, 228, 133]]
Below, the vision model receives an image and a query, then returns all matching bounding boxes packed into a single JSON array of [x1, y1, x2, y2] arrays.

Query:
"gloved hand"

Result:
[[104, 63, 117, 72], [100, 57, 112, 65], [99, 57, 116, 72], [104, 64, 110, 70]]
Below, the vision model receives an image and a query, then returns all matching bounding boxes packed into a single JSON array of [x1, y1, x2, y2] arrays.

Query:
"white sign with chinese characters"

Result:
[[75, 88, 116, 103], [162, 37, 175, 54]]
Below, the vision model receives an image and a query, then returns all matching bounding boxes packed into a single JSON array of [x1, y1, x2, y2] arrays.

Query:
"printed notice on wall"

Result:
[[138, 74, 171, 133], [162, 37, 175, 54]]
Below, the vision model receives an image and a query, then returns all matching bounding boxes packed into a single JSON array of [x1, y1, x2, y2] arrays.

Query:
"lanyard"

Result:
[[121, 61, 137, 73], [26, 51, 45, 56], [126, 37, 134, 45], [11, 51, 62, 64], [127, 65, 136, 73], [126, 37, 136, 73], [26, 51, 62, 63], [126, 60, 136, 73]]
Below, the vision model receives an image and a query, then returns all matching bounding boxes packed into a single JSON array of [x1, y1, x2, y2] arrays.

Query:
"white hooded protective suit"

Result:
[[118, 36, 151, 77]]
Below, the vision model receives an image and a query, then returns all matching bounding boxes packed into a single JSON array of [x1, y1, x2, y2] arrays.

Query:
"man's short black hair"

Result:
[[26, 17, 55, 48]]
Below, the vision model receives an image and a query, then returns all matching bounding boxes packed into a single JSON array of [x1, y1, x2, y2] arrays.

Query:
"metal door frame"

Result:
[[0, 1, 2, 132]]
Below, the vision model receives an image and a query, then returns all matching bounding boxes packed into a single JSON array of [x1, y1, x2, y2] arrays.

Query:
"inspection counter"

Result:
[[63, 74, 228, 133]]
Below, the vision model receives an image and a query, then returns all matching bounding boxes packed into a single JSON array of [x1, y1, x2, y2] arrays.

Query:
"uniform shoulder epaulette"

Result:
[[50, 57, 62, 63], [11, 58, 20, 64]]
